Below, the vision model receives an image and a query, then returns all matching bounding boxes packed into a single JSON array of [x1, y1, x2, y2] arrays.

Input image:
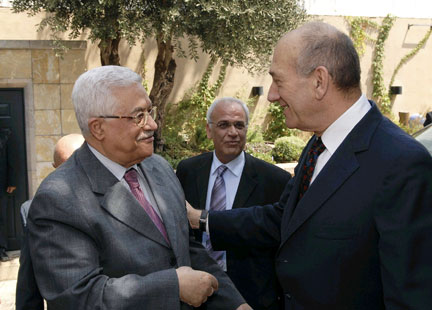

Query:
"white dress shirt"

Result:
[[88, 145, 163, 219], [311, 94, 371, 184], [203, 151, 245, 271]]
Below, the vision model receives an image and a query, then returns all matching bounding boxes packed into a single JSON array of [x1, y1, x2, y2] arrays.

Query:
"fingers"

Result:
[[236, 303, 253, 310], [203, 273, 218, 298], [209, 273, 218, 292], [6, 186, 16, 194], [177, 267, 218, 307]]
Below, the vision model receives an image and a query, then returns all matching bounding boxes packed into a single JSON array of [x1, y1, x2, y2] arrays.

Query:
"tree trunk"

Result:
[[149, 34, 177, 152], [98, 35, 121, 66]]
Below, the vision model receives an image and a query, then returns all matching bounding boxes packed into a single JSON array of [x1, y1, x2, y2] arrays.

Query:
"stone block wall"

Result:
[[0, 40, 86, 195]]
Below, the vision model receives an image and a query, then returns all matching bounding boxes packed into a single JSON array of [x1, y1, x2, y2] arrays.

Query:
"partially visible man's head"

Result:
[[206, 97, 249, 164], [72, 66, 157, 168], [268, 21, 361, 134], [52, 134, 85, 168], [295, 22, 360, 91]]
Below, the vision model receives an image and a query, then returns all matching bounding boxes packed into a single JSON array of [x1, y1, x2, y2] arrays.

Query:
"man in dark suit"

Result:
[[187, 22, 432, 309], [0, 128, 16, 261], [27, 66, 250, 310], [16, 133, 84, 310], [176, 97, 291, 310]]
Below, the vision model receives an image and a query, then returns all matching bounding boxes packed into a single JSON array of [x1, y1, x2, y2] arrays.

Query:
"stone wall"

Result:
[[0, 40, 86, 195]]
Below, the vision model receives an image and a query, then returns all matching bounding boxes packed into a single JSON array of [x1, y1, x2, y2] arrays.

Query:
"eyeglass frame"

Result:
[[208, 120, 248, 130], [97, 107, 157, 128]]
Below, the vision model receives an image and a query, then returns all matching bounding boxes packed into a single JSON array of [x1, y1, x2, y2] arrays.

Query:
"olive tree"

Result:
[[13, 0, 307, 149]]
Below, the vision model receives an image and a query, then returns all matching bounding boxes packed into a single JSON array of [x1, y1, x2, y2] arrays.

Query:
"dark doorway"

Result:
[[0, 88, 28, 250]]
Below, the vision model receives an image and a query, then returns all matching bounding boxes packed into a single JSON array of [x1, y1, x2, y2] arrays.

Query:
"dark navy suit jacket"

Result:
[[177, 152, 291, 310], [209, 102, 432, 310]]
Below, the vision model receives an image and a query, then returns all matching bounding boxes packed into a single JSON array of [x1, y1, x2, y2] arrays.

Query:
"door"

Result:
[[0, 88, 28, 250]]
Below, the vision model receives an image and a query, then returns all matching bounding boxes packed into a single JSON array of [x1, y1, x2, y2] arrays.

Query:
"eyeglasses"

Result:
[[209, 121, 247, 130], [98, 107, 157, 128]]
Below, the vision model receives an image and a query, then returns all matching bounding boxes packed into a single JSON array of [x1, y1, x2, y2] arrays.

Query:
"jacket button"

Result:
[[285, 293, 292, 299], [169, 256, 177, 267]]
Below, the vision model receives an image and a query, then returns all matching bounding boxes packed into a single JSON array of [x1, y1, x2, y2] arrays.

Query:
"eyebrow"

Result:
[[130, 105, 152, 114]]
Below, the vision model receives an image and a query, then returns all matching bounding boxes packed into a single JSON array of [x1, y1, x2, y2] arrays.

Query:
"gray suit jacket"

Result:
[[28, 143, 244, 310]]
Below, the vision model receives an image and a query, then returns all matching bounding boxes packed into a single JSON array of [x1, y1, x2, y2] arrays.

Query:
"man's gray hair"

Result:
[[206, 97, 250, 126], [296, 22, 361, 91], [72, 66, 142, 136]]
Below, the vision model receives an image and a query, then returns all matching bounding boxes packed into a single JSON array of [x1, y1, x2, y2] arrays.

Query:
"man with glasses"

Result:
[[27, 66, 249, 310], [176, 97, 291, 310]]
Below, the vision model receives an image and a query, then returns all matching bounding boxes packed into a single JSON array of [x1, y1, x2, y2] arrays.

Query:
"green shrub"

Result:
[[245, 141, 275, 164], [246, 125, 265, 143], [272, 136, 306, 163], [263, 103, 302, 141]]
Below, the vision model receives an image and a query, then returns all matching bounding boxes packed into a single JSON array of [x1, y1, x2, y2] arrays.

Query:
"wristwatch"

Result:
[[199, 209, 208, 232]]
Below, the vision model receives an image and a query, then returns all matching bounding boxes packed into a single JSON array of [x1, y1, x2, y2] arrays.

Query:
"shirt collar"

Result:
[[87, 144, 139, 181], [320, 94, 371, 155], [211, 151, 245, 177]]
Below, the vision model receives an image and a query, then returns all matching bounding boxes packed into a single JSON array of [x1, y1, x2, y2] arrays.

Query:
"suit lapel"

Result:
[[77, 144, 169, 248], [232, 153, 257, 209], [280, 142, 311, 225], [101, 182, 169, 247], [280, 102, 383, 246], [280, 148, 359, 245], [139, 158, 179, 250]]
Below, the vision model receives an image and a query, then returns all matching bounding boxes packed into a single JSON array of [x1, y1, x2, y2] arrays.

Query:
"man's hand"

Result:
[[176, 266, 218, 307], [236, 303, 253, 310], [185, 201, 201, 229], [6, 186, 16, 194]]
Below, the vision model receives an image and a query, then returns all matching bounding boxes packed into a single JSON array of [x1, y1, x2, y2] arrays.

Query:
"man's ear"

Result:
[[88, 118, 105, 141], [313, 66, 329, 100], [206, 123, 212, 139]]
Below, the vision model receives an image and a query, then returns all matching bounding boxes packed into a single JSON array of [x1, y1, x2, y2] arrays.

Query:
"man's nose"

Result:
[[227, 124, 239, 135], [267, 82, 280, 102], [144, 114, 158, 130]]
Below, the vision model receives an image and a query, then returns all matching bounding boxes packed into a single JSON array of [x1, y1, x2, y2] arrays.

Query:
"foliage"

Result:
[[160, 60, 227, 167], [177, 59, 227, 149], [272, 136, 305, 163], [178, 1, 308, 73], [13, 0, 307, 69], [397, 121, 424, 135], [371, 14, 396, 115], [245, 141, 275, 163], [346, 15, 431, 116], [13, 0, 307, 149], [345, 16, 378, 57], [388, 27, 432, 96], [246, 125, 265, 143], [263, 103, 301, 142]]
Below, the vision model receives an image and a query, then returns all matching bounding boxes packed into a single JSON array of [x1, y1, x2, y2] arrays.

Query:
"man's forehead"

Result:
[[113, 84, 151, 110], [212, 102, 246, 118], [269, 37, 299, 75]]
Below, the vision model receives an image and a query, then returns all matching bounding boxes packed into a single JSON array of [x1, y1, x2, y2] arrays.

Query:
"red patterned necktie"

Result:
[[124, 168, 170, 245], [298, 137, 326, 200]]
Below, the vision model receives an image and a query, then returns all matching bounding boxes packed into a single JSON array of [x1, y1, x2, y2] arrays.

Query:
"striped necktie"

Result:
[[206, 165, 228, 266]]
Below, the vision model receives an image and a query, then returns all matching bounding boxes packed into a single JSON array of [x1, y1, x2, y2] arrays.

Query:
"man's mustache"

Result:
[[137, 131, 154, 140]]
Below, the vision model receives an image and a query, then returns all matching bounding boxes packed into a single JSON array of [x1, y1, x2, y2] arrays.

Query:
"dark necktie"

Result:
[[206, 165, 228, 265], [298, 137, 326, 200], [124, 168, 170, 245]]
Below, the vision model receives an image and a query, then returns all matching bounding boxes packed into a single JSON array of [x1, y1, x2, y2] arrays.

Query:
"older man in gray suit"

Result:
[[27, 65, 250, 310]]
